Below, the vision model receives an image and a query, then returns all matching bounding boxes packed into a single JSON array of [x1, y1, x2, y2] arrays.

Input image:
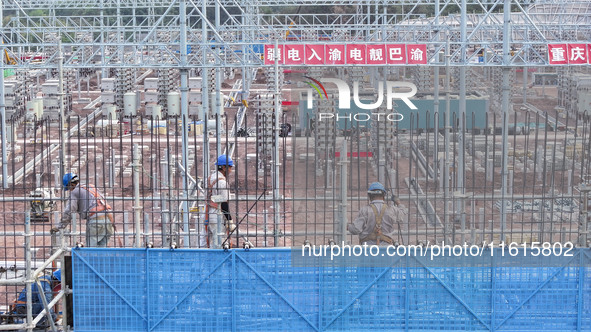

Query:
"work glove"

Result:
[[50, 224, 66, 234], [227, 221, 236, 232], [51, 219, 69, 233]]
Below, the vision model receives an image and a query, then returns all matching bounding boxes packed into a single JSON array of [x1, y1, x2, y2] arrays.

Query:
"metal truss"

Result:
[[1, 0, 590, 69]]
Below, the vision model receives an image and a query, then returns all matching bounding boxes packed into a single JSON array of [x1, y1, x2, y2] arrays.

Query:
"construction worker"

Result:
[[52, 173, 114, 247], [348, 182, 403, 245], [9, 270, 60, 328], [201, 155, 236, 248]]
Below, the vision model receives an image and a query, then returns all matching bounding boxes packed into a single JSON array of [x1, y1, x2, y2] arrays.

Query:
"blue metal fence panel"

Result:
[[583, 251, 591, 330], [493, 266, 578, 331], [235, 250, 320, 331], [321, 265, 406, 331], [72, 249, 591, 332], [73, 249, 148, 332], [146, 250, 234, 332]]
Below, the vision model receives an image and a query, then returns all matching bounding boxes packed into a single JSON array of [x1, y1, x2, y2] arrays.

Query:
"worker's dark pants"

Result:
[[14, 305, 55, 328]]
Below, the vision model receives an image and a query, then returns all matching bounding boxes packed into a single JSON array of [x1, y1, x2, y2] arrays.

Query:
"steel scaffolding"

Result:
[[0, 0, 589, 68]]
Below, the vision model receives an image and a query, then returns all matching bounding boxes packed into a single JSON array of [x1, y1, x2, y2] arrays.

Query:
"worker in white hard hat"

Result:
[[52, 173, 114, 247], [200, 155, 236, 248], [348, 182, 404, 245]]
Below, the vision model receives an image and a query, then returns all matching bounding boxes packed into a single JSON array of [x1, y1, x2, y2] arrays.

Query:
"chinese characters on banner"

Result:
[[272, 43, 591, 65], [325, 45, 345, 65], [346, 44, 367, 64], [264, 44, 284, 65], [407, 44, 428, 65], [284, 44, 304, 65], [548, 44, 590, 64], [264, 44, 428, 65]]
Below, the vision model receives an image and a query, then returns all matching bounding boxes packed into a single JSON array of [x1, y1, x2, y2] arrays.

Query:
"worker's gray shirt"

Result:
[[63, 186, 99, 222], [347, 200, 402, 242]]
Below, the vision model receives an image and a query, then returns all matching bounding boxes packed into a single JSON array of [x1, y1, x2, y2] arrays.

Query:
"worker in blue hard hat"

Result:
[[201, 154, 236, 248], [52, 269, 61, 285], [348, 182, 404, 245], [52, 172, 115, 247], [9, 270, 60, 328]]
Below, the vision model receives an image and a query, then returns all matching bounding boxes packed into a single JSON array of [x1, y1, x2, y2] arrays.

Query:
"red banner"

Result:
[[305, 45, 325, 65], [346, 44, 367, 64], [386, 44, 406, 65], [548, 44, 591, 65], [264, 44, 284, 65], [366, 44, 387, 65], [406, 44, 428, 65], [325, 44, 346, 65], [284, 44, 305, 65], [264, 43, 428, 65], [567, 44, 588, 64]]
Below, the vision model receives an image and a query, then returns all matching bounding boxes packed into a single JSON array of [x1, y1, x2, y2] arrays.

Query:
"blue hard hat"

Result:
[[368, 182, 386, 194], [215, 155, 234, 167], [52, 269, 61, 282], [62, 173, 78, 190]]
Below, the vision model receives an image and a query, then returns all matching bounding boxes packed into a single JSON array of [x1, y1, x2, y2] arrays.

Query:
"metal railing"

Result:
[[0, 111, 590, 249], [0, 212, 67, 332]]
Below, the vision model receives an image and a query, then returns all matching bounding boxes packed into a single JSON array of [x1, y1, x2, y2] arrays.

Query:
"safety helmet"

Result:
[[52, 269, 61, 282], [215, 155, 234, 167], [62, 173, 78, 190], [367, 182, 386, 195]]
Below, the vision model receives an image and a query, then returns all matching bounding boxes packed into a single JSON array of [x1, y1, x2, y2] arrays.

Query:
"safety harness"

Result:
[[80, 185, 113, 223], [360, 203, 394, 245], [205, 176, 221, 211]]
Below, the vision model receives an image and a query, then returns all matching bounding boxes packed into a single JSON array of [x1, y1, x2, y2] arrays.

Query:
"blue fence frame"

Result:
[[72, 248, 591, 332]]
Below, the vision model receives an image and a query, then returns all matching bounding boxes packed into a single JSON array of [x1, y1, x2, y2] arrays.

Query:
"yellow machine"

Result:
[[2, 39, 16, 65], [29, 188, 57, 222]]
